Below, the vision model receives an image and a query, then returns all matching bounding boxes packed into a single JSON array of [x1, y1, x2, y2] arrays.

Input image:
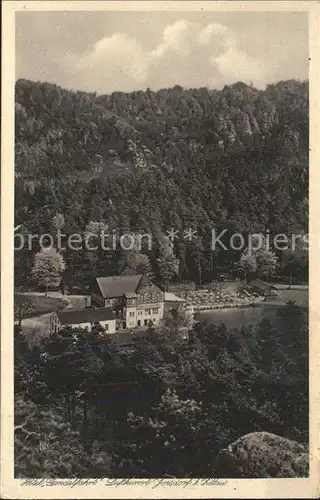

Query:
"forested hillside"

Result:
[[15, 79, 309, 286], [14, 80, 309, 478]]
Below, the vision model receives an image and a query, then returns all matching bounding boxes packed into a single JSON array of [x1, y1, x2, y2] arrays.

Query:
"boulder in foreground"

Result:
[[213, 432, 308, 478]]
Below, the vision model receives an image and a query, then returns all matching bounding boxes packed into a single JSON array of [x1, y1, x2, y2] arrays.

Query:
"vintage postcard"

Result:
[[1, 0, 319, 498]]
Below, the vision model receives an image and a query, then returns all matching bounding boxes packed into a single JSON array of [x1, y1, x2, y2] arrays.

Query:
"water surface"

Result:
[[199, 305, 307, 332]]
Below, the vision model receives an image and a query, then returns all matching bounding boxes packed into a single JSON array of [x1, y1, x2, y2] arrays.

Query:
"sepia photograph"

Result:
[[1, 1, 319, 498]]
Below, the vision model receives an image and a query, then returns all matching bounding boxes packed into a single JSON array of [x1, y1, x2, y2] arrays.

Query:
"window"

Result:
[[145, 309, 151, 315], [105, 323, 109, 331], [152, 308, 159, 314], [129, 311, 135, 317], [144, 319, 148, 326], [137, 320, 141, 327]]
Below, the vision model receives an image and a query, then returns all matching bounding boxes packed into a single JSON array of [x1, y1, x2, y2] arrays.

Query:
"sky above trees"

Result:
[[16, 10, 308, 94]]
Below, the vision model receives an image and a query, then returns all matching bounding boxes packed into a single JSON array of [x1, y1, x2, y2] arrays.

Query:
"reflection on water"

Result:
[[199, 305, 308, 332]]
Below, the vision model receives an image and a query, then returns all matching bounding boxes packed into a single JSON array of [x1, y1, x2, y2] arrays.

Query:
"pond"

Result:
[[199, 304, 308, 332]]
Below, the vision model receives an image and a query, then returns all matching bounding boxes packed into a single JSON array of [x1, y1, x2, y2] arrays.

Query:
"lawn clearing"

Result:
[[21, 295, 69, 318]]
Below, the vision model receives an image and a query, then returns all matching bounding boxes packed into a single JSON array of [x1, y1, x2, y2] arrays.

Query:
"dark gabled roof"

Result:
[[57, 307, 116, 325], [137, 274, 163, 295], [96, 274, 143, 298], [249, 278, 276, 290]]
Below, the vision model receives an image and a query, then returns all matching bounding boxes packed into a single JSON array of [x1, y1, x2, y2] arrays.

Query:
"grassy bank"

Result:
[[21, 295, 69, 318]]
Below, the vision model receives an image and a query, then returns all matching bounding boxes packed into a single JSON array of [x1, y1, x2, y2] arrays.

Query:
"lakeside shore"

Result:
[[185, 299, 264, 315], [182, 283, 308, 316]]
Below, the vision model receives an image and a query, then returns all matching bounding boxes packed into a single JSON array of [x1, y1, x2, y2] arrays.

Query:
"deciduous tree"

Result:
[[236, 252, 257, 283], [157, 237, 180, 290], [256, 249, 278, 281], [31, 248, 65, 297]]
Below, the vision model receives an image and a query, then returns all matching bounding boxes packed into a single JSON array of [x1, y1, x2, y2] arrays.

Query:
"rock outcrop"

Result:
[[213, 432, 308, 478]]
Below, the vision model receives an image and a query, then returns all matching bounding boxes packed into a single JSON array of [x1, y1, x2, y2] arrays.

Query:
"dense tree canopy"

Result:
[[14, 306, 308, 478]]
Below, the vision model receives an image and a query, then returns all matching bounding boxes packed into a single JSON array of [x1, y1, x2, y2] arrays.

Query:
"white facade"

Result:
[[124, 306, 138, 329], [65, 319, 116, 334], [97, 319, 116, 333], [53, 314, 117, 334], [70, 321, 91, 331], [136, 302, 164, 327], [122, 303, 164, 329]]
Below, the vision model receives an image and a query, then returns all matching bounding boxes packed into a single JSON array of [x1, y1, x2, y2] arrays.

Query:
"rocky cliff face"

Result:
[[15, 79, 308, 179], [14, 79, 308, 247], [213, 431, 308, 478]]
